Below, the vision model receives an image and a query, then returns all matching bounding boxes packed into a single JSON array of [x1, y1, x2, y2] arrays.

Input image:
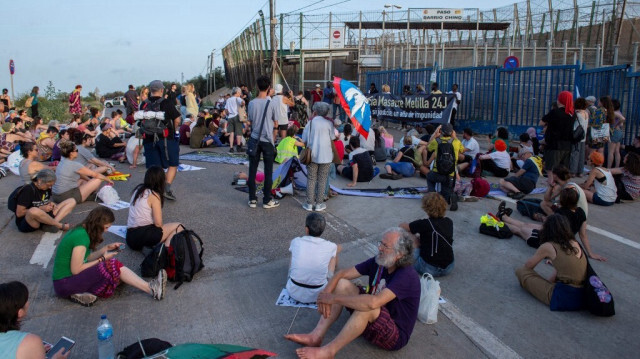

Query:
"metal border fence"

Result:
[[366, 63, 640, 142]]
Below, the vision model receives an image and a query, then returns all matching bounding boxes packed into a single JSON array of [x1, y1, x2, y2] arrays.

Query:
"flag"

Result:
[[333, 77, 371, 139]]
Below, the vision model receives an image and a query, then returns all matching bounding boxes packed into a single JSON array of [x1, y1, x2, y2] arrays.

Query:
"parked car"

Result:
[[105, 96, 126, 108]]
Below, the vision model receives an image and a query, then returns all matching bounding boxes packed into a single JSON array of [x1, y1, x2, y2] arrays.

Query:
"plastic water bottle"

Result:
[[97, 315, 115, 359]]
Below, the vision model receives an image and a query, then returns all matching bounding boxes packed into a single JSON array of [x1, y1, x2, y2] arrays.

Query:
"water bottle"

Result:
[[97, 315, 115, 359]]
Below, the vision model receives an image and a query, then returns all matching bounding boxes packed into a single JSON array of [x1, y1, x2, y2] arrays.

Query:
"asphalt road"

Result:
[[0, 131, 639, 358]]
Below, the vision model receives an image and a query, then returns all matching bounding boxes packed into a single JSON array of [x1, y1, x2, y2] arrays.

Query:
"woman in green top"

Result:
[[52, 207, 166, 307], [29, 86, 39, 118], [0, 281, 69, 359]]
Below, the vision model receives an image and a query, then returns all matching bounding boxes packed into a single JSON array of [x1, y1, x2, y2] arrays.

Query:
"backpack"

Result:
[[137, 98, 168, 139], [470, 178, 490, 197], [435, 138, 455, 174], [167, 226, 204, 289], [140, 243, 168, 278], [7, 185, 34, 213]]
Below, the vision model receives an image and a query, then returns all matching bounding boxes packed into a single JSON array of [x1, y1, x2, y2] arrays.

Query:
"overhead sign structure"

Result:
[[422, 9, 464, 22], [330, 28, 344, 49]]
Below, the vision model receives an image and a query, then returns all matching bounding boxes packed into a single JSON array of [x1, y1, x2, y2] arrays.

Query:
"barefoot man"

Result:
[[285, 227, 420, 358]]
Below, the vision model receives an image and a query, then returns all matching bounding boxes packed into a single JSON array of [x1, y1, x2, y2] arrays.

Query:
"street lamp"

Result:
[[384, 4, 402, 22]]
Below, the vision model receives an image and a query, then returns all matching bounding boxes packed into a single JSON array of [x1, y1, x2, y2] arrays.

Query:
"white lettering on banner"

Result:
[[422, 8, 464, 22]]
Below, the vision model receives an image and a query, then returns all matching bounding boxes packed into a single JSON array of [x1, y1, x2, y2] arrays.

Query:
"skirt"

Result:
[[53, 259, 123, 298]]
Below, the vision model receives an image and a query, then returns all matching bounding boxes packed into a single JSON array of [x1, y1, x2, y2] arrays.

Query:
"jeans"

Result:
[[426, 171, 456, 203], [413, 249, 454, 277], [386, 161, 415, 177], [248, 141, 275, 204], [332, 103, 345, 121], [324, 163, 337, 198], [203, 134, 223, 147], [180, 106, 187, 120]]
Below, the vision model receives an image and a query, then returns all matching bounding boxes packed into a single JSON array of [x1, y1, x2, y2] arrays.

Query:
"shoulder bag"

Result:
[[238, 104, 248, 123], [579, 245, 615, 316], [246, 100, 270, 157]]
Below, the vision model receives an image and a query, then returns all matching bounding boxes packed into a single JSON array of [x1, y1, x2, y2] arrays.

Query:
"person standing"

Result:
[[570, 98, 589, 177], [368, 83, 379, 95], [124, 85, 139, 116], [447, 84, 462, 128], [272, 84, 294, 141], [68, 85, 82, 115], [185, 83, 198, 119], [608, 99, 625, 168], [302, 102, 335, 212], [247, 76, 279, 209], [140, 80, 182, 201], [225, 87, 245, 153], [540, 91, 574, 184], [1, 88, 11, 109], [28, 86, 39, 118], [426, 124, 464, 210], [164, 83, 179, 106], [311, 84, 323, 107]]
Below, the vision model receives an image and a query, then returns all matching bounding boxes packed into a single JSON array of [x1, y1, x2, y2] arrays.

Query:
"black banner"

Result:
[[367, 93, 455, 124]]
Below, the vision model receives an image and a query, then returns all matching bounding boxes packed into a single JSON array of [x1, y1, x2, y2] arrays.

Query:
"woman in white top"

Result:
[[581, 152, 617, 206], [18, 142, 53, 185], [571, 98, 589, 176], [286, 213, 340, 303], [126, 166, 183, 251], [301, 102, 336, 212], [185, 83, 199, 118]]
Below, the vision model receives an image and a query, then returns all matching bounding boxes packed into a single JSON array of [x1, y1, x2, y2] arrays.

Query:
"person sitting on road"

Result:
[[539, 165, 588, 220], [511, 132, 534, 170], [95, 123, 126, 163], [71, 131, 114, 174], [52, 207, 167, 307], [580, 152, 617, 206], [35, 126, 58, 161], [381, 135, 425, 179], [499, 147, 540, 199], [457, 128, 480, 175], [487, 126, 510, 153], [339, 123, 353, 150], [126, 166, 183, 251], [14, 169, 75, 233], [0, 281, 70, 359], [515, 214, 587, 311], [400, 192, 454, 277], [52, 141, 113, 204], [337, 136, 375, 187], [478, 139, 511, 177], [179, 116, 192, 145], [610, 152, 640, 202], [275, 125, 305, 163], [190, 117, 223, 149], [373, 128, 388, 162], [496, 189, 606, 261], [286, 213, 341, 304], [19, 142, 55, 185], [285, 227, 420, 358], [51, 129, 69, 162]]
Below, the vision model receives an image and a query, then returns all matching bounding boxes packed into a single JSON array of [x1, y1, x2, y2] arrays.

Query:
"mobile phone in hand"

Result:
[[46, 336, 75, 358]]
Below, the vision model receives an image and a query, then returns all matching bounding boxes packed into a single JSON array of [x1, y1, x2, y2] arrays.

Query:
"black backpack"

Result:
[[137, 98, 168, 139], [7, 185, 34, 213], [117, 338, 172, 359], [435, 138, 456, 175], [572, 115, 586, 143], [170, 227, 204, 289]]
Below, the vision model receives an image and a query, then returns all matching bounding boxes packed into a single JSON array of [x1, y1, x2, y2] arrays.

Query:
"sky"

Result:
[[2, 0, 514, 96]]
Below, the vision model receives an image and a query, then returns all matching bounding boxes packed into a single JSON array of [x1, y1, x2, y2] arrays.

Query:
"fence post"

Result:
[[473, 44, 478, 67], [493, 68, 500, 127], [563, 40, 568, 65], [547, 40, 552, 65], [613, 45, 619, 65], [595, 44, 601, 67], [579, 43, 584, 66], [633, 42, 639, 72], [574, 63, 581, 99], [483, 43, 488, 66], [533, 42, 537, 66]]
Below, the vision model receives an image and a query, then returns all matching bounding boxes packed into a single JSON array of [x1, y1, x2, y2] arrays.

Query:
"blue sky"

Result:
[[2, 0, 513, 96]]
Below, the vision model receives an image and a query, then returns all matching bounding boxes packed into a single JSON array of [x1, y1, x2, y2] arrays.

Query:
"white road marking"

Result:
[[439, 301, 523, 359], [29, 232, 62, 268]]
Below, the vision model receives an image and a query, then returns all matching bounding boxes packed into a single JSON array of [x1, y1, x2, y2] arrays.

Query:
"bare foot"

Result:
[[296, 346, 334, 359], [284, 333, 322, 347]]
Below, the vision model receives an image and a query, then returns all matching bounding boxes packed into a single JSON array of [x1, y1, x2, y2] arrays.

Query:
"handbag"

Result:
[[299, 118, 313, 165], [238, 105, 248, 123], [246, 100, 271, 157], [478, 214, 513, 239], [572, 115, 585, 143], [418, 273, 440, 324], [25, 96, 34, 108], [583, 259, 615, 316]]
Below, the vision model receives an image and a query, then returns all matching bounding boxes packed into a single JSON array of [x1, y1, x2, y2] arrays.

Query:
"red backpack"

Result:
[[471, 178, 490, 197]]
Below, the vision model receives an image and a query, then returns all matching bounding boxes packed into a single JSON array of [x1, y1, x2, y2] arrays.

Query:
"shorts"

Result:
[[53, 187, 83, 204], [361, 306, 401, 350], [143, 138, 179, 169], [592, 193, 615, 206], [227, 116, 243, 137], [610, 129, 623, 143], [526, 229, 541, 248], [277, 124, 288, 131], [386, 161, 415, 177], [504, 176, 536, 194], [340, 166, 374, 182], [126, 224, 163, 251], [16, 216, 38, 233]]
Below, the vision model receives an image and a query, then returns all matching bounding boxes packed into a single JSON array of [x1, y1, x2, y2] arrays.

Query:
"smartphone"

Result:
[[45, 336, 75, 358]]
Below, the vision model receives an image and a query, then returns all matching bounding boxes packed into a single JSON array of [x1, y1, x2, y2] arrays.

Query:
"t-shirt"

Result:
[[75, 145, 95, 166], [16, 183, 51, 219], [409, 217, 454, 268], [447, 91, 462, 110], [348, 148, 374, 181], [427, 136, 464, 174], [322, 87, 334, 103], [142, 96, 181, 144], [286, 235, 337, 303], [179, 124, 191, 145], [124, 89, 138, 109], [248, 98, 276, 144], [355, 257, 420, 350], [53, 157, 84, 195], [541, 108, 573, 151], [95, 134, 123, 158], [0, 330, 29, 358], [272, 95, 289, 125], [190, 126, 207, 148], [225, 96, 243, 118], [398, 145, 417, 166], [52, 227, 91, 280], [520, 157, 541, 183], [461, 137, 479, 157], [488, 151, 511, 170], [555, 207, 586, 234], [360, 128, 375, 152]]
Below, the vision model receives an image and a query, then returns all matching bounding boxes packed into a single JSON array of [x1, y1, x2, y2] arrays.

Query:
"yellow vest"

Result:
[[275, 137, 299, 163]]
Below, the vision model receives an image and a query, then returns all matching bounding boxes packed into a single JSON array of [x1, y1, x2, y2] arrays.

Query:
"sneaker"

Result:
[[511, 192, 526, 200], [315, 203, 327, 211], [163, 191, 176, 201], [229, 148, 235, 153], [263, 199, 280, 209], [248, 200, 257, 208], [70, 292, 97, 307], [149, 269, 167, 300], [380, 173, 394, 180], [302, 203, 314, 212], [450, 193, 458, 211]]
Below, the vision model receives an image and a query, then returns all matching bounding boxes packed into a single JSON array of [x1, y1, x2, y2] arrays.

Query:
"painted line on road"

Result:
[[439, 301, 522, 359], [30, 232, 62, 268], [488, 196, 640, 251]]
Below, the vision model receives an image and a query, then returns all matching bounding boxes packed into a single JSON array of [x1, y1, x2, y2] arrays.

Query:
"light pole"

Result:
[[384, 4, 402, 48]]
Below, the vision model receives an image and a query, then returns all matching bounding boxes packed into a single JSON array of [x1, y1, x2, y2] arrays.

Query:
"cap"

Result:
[[184, 117, 192, 123], [148, 80, 165, 92], [441, 123, 453, 136], [315, 84, 321, 88], [274, 84, 283, 94], [585, 96, 596, 103], [494, 139, 507, 152]]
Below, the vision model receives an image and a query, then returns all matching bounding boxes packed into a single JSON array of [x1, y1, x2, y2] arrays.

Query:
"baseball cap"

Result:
[[148, 80, 165, 92], [274, 84, 283, 94], [441, 123, 453, 136], [585, 96, 596, 103]]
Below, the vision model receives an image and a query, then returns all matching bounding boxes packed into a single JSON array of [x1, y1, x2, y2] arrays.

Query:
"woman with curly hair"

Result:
[[52, 207, 167, 307], [400, 192, 454, 276], [515, 214, 587, 311]]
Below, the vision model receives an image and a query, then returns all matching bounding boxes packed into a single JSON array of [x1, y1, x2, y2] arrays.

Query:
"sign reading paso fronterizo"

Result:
[[366, 93, 456, 124]]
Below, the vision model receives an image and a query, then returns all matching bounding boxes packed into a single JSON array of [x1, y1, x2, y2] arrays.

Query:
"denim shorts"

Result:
[[592, 192, 615, 206], [386, 161, 415, 177], [413, 249, 454, 277]]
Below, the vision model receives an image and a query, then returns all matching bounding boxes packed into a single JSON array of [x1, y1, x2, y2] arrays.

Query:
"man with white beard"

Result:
[[285, 228, 420, 359]]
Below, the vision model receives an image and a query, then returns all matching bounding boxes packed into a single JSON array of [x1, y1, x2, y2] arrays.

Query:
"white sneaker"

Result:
[[248, 200, 257, 208], [149, 269, 167, 300], [315, 203, 327, 211], [302, 203, 314, 211], [263, 199, 280, 209]]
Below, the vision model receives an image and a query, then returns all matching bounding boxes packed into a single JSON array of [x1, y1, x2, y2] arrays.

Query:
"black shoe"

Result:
[[229, 148, 235, 153], [163, 191, 176, 201], [497, 201, 506, 219], [450, 194, 458, 211], [511, 192, 526, 200]]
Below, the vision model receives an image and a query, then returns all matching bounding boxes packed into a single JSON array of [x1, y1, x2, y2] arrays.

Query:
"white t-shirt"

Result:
[[272, 95, 289, 125], [447, 91, 462, 110], [286, 235, 337, 303], [348, 147, 368, 161], [225, 96, 243, 118], [462, 137, 479, 157], [126, 136, 145, 166], [489, 151, 511, 170], [359, 128, 375, 152]]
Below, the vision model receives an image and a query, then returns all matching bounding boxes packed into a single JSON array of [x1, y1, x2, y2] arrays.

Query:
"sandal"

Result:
[[497, 201, 506, 219]]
